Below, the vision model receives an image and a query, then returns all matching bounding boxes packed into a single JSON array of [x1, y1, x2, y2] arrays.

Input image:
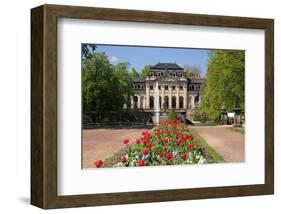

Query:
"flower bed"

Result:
[[94, 120, 206, 168]]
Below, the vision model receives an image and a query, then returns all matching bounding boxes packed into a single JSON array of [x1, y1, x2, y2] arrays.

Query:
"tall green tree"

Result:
[[130, 68, 140, 78], [113, 62, 134, 108], [82, 53, 133, 112], [140, 65, 151, 78], [199, 50, 245, 120], [82, 43, 96, 60]]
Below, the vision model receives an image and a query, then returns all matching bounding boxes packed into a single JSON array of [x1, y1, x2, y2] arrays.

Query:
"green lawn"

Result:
[[230, 127, 245, 135], [192, 120, 219, 126], [190, 128, 225, 163]]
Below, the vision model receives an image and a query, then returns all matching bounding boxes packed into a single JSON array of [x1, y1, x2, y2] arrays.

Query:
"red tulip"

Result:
[[94, 160, 103, 168], [166, 153, 173, 160], [135, 138, 141, 144], [159, 151, 165, 158], [142, 130, 147, 135], [143, 149, 149, 155], [120, 156, 127, 163], [181, 153, 188, 159], [123, 139, 129, 145], [187, 143, 194, 150], [136, 160, 145, 166], [147, 142, 153, 148], [184, 135, 194, 141]]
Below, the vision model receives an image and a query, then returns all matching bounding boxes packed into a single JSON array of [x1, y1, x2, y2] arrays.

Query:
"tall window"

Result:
[[149, 96, 154, 109], [159, 96, 162, 109], [172, 96, 176, 109], [133, 96, 138, 109], [179, 96, 184, 109]]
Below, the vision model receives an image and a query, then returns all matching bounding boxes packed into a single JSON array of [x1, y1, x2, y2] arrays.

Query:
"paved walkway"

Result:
[[191, 125, 245, 163], [83, 128, 149, 168]]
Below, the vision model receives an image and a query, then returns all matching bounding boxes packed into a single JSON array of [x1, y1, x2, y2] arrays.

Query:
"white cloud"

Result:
[[109, 56, 119, 63]]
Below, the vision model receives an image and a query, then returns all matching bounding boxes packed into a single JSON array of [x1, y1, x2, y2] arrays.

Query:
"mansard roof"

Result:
[[150, 63, 184, 70], [132, 77, 145, 82]]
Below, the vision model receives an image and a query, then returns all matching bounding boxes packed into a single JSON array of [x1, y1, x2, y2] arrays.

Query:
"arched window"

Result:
[[133, 96, 138, 108], [164, 96, 169, 109], [172, 96, 176, 109], [179, 96, 184, 109], [149, 96, 154, 109]]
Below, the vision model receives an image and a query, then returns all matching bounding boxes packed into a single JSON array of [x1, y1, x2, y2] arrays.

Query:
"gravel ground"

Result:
[[192, 125, 245, 162]]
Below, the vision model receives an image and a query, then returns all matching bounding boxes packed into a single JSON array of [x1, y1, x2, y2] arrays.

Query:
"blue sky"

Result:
[[95, 44, 210, 76]]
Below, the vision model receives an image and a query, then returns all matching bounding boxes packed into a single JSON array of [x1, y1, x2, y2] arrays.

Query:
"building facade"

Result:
[[130, 63, 204, 114]]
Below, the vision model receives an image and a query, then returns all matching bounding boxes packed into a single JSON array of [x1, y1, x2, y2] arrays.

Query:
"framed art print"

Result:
[[31, 4, 274, 209]]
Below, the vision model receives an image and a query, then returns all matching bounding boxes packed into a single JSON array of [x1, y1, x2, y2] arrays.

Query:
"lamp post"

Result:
[[233, 96, 242, 127]]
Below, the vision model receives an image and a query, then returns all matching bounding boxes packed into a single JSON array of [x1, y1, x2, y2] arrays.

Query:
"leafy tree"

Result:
[[113, 62, 134, 108], [130, 68, 140, 78], [184, 66, 202, 78], [199, 50, 245, 120], [140, 65, 151, 78], [82, 43, 96, 60], [82, 53, 133, 112]]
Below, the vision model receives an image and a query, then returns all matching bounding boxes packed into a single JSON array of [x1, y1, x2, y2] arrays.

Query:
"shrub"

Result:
[[168, 110, 177, 122]]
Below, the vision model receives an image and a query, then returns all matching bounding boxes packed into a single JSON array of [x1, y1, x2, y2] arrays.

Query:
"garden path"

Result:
[[83, 128, 149, 168], [191, 125, 245, 162]]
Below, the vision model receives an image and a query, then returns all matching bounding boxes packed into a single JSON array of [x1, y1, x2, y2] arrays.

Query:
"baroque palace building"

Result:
[[130, 62, 204, 114]]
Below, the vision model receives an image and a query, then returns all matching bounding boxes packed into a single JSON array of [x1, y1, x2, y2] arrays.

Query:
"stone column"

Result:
[[176, 86, 180, 109], [130, 96, 134, 109], [137, 95, 140, 108], [145, 83, 150, 109], [168, 86, 172, 109], [183, 86, 187, 109], [161, 85, 165, 109]]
